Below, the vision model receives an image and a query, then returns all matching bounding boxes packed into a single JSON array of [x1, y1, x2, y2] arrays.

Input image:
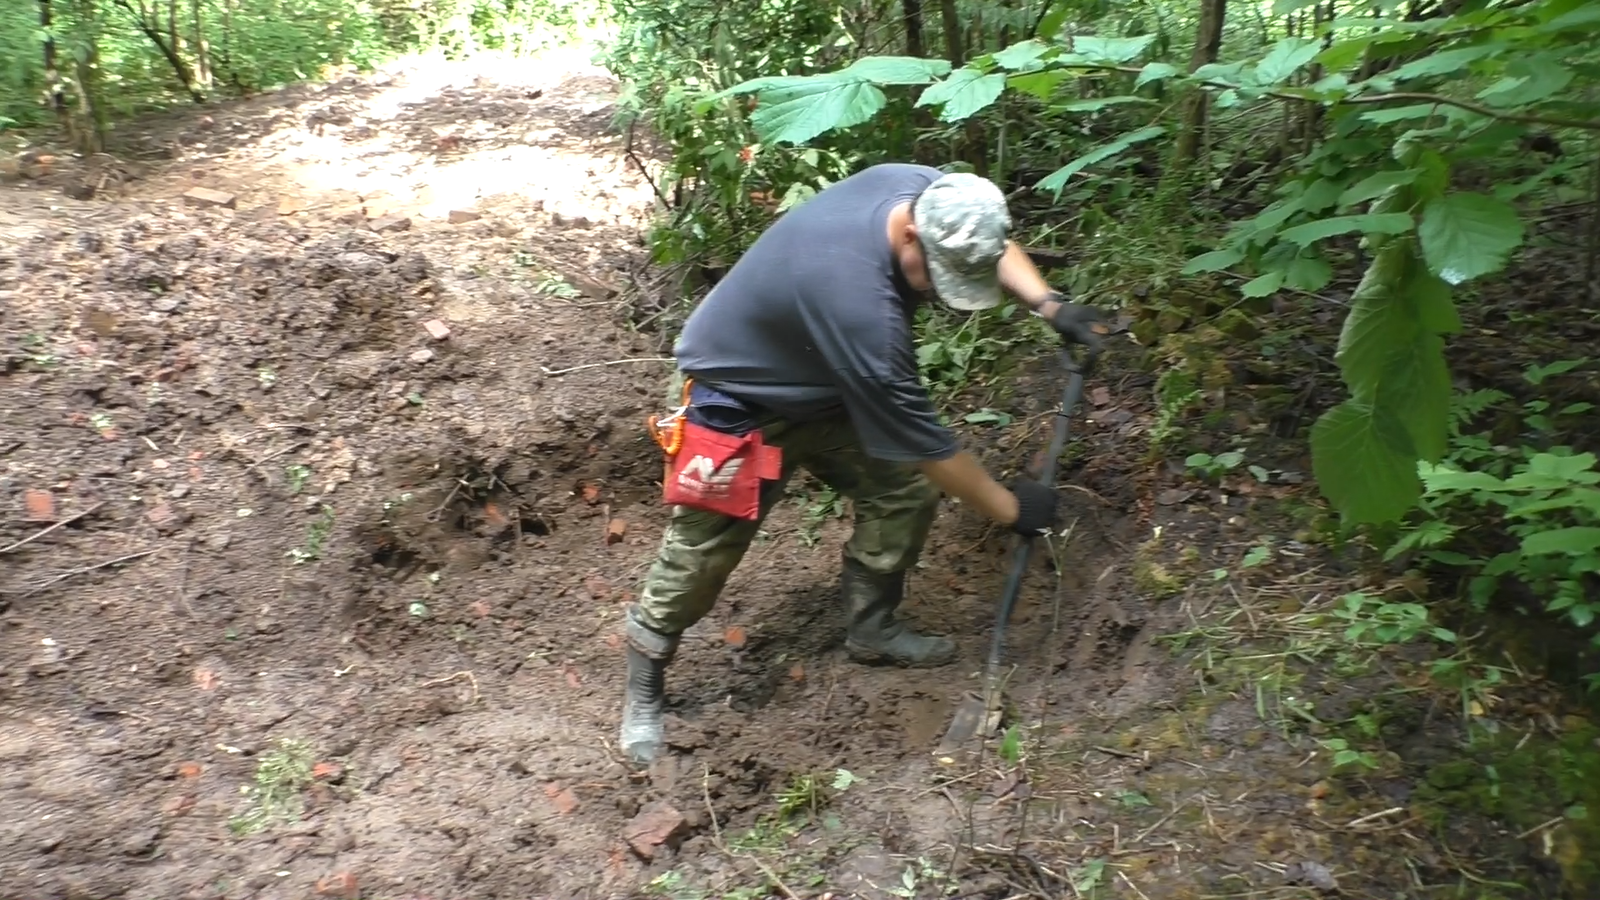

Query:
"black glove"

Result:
[[1009, 477, 1059, 537], [1047, 291, 1105, 349]]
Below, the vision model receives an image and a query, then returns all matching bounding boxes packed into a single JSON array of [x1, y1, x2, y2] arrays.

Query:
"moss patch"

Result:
[[1412, 717, 1600, 893]]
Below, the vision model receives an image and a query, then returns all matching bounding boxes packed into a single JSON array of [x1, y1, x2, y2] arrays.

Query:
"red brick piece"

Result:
[[624, 802, 688, 860]]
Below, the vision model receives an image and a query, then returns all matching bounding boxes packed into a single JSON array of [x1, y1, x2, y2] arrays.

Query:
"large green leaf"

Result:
[[1475, 54, 1573, 108], [840, 55, 953, 84], [1036, 125, 1166, 198], [1417, 192, 1525, 284], [1374, 330, 1452, 462], [1284, 252, 1333, 291], [1522, 527, 1600, 557], [992, 40, 1053, 71], [1253, 38, 1322, 85], [1069, 34, 1157, 64], [1312, 399, 1424, 524], [1316, 35, 1377, 72], [730, 56, 951, 144], [1334, 243, 1413, 397], [1406, 265, 1461, 333], [917, 68, 1006, 122], [1181, 248, 1245, 275], [1338, 169, 1421, 210], [1008, 70, 1071, 100], [749, 79, 889, 144], [1390, 43, 1506, 81], [1278, 212, 1415, 246], [1134, 62, 1180, 88]]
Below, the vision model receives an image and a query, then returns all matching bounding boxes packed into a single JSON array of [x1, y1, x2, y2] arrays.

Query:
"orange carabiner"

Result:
[[646, 377, 694, 456]]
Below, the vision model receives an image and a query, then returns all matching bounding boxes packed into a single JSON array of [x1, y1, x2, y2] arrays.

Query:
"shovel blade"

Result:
[[935, 688, 1004, 755]]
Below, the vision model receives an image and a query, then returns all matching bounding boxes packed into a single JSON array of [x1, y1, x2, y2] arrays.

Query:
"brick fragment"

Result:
[[624, 802, 688, 860], [182, 187, 236, 209], [422, 319, 451, 340]]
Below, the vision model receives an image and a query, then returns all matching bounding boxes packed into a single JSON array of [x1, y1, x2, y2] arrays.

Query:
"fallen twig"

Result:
[[6, 547, 161, 598], [418, 670, 481, 703], [1, 501, 105, 554], [540, 356, 673, 376], [702, 761, 799, 899]]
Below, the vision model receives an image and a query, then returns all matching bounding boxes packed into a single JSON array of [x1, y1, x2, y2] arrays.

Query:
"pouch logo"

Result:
[[677, 454, 743, 496]]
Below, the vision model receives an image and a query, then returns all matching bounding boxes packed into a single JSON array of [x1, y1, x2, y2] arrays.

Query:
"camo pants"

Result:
[[633, 372, 941, 636]]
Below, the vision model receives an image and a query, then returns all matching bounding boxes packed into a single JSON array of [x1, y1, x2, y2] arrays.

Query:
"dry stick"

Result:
[[540, 357, 674, 377], [12, 548, 161, 598], [0, 501, 105, 554], [419, 670, 481, 703]]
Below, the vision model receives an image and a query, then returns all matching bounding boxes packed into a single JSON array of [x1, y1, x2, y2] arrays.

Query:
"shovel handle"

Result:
[[984, 343, 1100, 673]]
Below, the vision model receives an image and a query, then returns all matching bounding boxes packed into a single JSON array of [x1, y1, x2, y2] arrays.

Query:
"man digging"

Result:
[[623, 164, 1105, 764]]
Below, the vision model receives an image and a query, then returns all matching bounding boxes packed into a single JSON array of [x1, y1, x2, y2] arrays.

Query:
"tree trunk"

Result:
[[900, 0, 923, 56], [938, 0, 963, 67], [1173, 0, 1226, 167], [192, 0, 211, 87], [39, 0, 75, 142], [115, 0, 204, 101]]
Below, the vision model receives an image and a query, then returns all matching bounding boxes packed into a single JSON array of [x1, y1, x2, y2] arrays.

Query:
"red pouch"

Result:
[[661, 419, 782, 520]]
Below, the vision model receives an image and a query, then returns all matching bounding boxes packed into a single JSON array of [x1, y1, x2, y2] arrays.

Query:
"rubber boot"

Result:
[[840, 554, 956, 668], [620, 607, 680, 765]]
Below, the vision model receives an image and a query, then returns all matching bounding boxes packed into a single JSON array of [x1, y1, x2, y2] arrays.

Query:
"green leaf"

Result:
[[1284, 253, 1333, 291], [840, 55, 953, 84], [998, 724, 1022, 762], [1521, 527, 1600, 557], [1069, 34, 1156, 64], [1312, 399, 1424, 524], [1409, 267, 1460, 334], [918, 68, 1007, 121], [1242, 272, 1286, 298], [1536, 3, 1600, 34], [1008, 70, 1071, 100], [1316, 35, 1376, 72], [1339, 169, 1421, 210], [993, 40, 1053, 70], [1417, 193, 1525, 285], [1278, 213, 1415, 246], [1254, 38, 1323, 85], [1181, 248, 1245, 275], [1036, 125, 1166, 198], [1475, 55, 1572, 108], [1375, 331, 1451, 462], [1390, 43, 1505, 81], [749, 79, 890, 144], [1135, 62, 1180, 88], [1193, 61, 1247, 85]]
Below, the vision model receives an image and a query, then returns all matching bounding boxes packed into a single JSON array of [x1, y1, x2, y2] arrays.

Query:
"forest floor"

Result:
[[1, 43, 1593, 900]]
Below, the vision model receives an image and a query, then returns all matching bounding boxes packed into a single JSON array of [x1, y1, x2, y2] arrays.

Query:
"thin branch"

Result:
[[1, 501, 105, 554], [5, 548, 161, 598], [540, 357, 674, 376]]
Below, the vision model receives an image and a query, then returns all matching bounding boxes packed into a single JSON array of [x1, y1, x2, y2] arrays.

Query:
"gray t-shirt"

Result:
[[673, 163, 960, 463]]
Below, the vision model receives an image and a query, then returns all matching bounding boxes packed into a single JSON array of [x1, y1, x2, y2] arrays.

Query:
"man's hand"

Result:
[[1046, 291, 1106, 349], [1008, 477, 1059, 536]]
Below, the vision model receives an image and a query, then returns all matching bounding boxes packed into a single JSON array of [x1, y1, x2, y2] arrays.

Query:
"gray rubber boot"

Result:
[[620, 607, 680, 765], [840, 554, 956, 668]]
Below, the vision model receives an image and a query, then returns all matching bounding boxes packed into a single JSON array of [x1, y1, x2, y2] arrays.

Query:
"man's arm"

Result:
[[916, 452, 1020, 525], [998, 240, 1062, 320]]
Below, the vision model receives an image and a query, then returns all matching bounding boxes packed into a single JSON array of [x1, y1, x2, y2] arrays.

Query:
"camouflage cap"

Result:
[[912, 172, 1013, 311]]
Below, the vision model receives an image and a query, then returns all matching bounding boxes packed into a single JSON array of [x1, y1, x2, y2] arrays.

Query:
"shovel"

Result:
[[936, 341, 1101, 755]]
